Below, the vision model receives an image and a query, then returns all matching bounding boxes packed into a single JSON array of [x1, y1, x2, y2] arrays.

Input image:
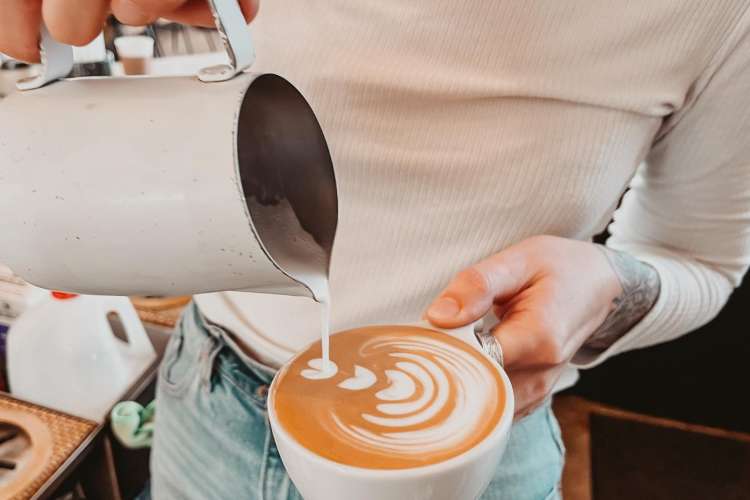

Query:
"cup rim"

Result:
[[268, 324, 515, 478]]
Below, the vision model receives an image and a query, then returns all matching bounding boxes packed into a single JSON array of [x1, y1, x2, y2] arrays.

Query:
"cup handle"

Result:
[[410, 320, 485, 352], [413, 308, 502, 353], [17, 0, 254, 91]]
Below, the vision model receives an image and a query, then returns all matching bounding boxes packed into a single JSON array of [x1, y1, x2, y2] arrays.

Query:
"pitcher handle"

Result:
[[17, 0, 254, 91], [199, 0, 255, 82], [16, 24, 74, 91]]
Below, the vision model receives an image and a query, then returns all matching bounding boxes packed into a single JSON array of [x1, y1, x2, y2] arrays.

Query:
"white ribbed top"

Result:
[[196, 1, 750, 369]]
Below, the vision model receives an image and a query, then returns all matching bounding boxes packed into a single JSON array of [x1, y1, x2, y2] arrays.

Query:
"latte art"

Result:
[[273, 326, 506, 469]]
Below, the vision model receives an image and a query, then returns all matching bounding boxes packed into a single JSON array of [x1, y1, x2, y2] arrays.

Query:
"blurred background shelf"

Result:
[[556, 395, 750, 500]]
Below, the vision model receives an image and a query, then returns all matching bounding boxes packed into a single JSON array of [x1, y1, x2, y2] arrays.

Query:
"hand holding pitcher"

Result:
[[0, 0, 259, 63]]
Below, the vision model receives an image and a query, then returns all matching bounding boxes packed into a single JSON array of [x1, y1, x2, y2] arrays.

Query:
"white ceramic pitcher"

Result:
[[0, 0, 337, 302]]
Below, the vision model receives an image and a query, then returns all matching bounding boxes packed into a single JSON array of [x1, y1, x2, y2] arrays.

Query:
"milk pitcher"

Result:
[[0, 0, 338, 301]]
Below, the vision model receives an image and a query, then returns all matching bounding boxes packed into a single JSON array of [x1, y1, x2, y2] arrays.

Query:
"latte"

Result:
[[272, 325, 506, 469]]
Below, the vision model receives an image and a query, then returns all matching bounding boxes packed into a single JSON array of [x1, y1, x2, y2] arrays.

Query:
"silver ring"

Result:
[[475, 330, 504, 368]]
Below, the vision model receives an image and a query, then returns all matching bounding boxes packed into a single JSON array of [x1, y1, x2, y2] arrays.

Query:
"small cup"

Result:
[[267, 323, 515, 500], [114, 36, 154, 75]]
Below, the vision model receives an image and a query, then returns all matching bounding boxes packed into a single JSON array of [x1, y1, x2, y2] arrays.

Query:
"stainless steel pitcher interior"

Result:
[[238, 74, 338, 294]]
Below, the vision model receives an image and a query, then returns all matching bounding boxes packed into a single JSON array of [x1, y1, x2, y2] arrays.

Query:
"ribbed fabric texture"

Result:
[[196, 1, 750, 368]]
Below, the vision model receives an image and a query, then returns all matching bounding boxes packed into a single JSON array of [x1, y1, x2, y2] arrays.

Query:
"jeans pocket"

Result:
[[216, 359, 270, 411], [158, 326, 195, 398]]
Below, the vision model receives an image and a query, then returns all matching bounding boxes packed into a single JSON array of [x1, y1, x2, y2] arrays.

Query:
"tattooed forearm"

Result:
[[585, 246, 661, 351]]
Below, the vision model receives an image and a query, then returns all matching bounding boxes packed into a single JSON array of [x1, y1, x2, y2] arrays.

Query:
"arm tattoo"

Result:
[[585, 245, 661, 351]]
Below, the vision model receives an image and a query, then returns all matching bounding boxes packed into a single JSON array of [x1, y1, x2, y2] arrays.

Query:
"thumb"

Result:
[[426, 249, 531, 329]]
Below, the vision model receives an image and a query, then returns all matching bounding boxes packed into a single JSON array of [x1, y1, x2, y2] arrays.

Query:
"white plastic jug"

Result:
[[7, 291, 155, 422]]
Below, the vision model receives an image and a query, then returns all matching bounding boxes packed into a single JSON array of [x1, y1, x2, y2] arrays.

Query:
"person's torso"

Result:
[[195, 0, 750, 366]]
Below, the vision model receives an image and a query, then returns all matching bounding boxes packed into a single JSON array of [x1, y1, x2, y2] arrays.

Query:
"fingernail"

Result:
[[427, 297, 460, 320]]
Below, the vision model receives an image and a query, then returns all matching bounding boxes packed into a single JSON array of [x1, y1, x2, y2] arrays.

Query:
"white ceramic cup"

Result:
[[267, 323, 515, 500]]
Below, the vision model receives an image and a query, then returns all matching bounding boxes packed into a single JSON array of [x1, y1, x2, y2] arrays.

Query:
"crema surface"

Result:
[[273, 326, 505, 469]]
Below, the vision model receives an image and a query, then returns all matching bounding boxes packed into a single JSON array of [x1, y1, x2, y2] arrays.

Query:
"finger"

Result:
[[114, 0, 258, 28], [113, 0, 187, 25], [491, 309, 564, 369], [126, 0, 189, 15], [112, 0, 159, 26], [0, 1, 42, 63], [426, 246, 532, 328], [493, 303, 510, 321], [507, 368, 559, 418], [43, 0, 109, 46], [162, 0, 259, 27]]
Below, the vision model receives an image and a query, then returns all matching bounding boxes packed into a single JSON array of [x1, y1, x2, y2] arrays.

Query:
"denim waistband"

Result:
[[182, 302, 277, 386]]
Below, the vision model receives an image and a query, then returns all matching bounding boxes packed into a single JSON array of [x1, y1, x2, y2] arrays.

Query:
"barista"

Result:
[[2, 2, 749, 499]]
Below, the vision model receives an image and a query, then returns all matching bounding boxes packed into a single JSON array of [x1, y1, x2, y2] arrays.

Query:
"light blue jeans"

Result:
[[147, 304, 564, 499]]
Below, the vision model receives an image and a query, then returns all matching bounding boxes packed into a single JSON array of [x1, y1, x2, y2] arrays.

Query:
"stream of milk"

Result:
[[295, 272, 338, 379], [245, 196, 335, 376]]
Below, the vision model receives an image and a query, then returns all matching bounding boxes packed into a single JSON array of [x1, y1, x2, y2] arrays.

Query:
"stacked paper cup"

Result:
[[114, 35, 155, 75]]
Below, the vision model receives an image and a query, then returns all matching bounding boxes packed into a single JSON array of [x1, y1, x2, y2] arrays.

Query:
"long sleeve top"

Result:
[[195, 0, 750, 374]]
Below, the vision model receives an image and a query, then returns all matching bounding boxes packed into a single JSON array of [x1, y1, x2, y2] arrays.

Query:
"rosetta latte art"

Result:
[[273, 326, 506, 469]]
